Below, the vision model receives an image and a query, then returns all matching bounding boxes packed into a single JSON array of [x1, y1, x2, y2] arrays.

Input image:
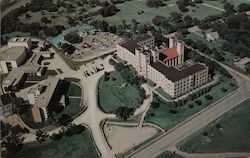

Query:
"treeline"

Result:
[[186, 49, 232, 78]]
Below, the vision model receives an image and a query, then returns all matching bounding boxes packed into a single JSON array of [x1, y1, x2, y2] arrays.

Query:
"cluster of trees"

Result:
[[64, 32, 82, 44], [35, 124, 86, 143], [28, 0, 58, 12], [184, 38, 225, 61], [99, 1, 120, 17], [115, 106, 134, 120], [152, 12, 199, 34], [60, 43, 76, 55], [1, 6, 65, 43], [186, 50, 232, 78], [146, 0, 165, 8], [238, 3, 250, 12], [1, 122, 29, 153]]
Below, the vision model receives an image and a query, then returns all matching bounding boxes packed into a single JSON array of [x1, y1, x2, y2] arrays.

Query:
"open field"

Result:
[[156, 151, 184, 158], [178, 98, 250, 153], [145, 74, 238, 130], [99, 0, 224, 25], [67, 82, 81, 97], [98, 71, 142, 113], [4, 130, 99, 158]]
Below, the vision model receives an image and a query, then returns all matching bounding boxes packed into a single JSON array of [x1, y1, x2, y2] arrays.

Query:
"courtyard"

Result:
[[98, 70, 143, 113]]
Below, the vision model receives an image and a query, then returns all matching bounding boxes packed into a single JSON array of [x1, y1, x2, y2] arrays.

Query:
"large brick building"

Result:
[[117, 35, 209, 98]]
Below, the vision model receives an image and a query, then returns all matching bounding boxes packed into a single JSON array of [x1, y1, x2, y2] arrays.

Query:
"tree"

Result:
[[146, 0, 165, 8], [224, 2, 235, 15], [176, 0, 189, 12], [99, 3, 120, 17], [61, 43, 76, 54], [41, 17, 51, 24], [238, 3, 250, 12], [152, 102, 160, 109], [115, 107, 134, 120], [64, 32, 82, 44], [139, 88, 146, 99], [36, 130, 49, 143], [205, 95, 213, 100]]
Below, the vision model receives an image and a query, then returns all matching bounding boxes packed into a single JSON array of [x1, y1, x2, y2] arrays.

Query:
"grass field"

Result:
[[98, 0, 224, 25], [145, 74, 238, 130], [4, 130, 99, 158], [67, 82, 82, 97], [98, 71, 142, 113], [178, 98, 250, 153], [156, 151, 184, 158]]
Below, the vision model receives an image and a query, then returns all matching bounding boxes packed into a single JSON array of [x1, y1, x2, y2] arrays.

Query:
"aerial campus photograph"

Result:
[[0, 0, 250, 158]]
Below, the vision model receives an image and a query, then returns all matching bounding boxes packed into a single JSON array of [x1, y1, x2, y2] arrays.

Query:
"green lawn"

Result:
[[98, 0, 223, 25], [156, 151, 184, 158], [178, 98, 250, 153], [98, 71, 142, 113], [5, 130, 99, 158], [145, 74, 238, 130], [20, 98, 83, 129], [67, 82, 82, 97]]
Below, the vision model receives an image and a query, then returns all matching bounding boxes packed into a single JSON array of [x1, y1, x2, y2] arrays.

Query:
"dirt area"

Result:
[[104, 124, 158, 154]]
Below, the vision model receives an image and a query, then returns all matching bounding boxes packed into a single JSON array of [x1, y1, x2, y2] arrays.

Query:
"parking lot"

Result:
[[82, 59, 105, 78]]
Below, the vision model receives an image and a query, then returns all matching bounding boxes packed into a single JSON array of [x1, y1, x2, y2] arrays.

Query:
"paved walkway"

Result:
[[202, 3, 226, 12]]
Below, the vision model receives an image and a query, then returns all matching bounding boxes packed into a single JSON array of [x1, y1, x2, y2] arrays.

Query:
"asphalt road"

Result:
[[130, 48, 250, 158]]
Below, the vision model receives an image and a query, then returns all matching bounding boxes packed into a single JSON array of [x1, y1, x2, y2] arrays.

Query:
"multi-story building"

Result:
[[117, 35, 209, 98], [0, 46, 27, 73], [8, 37, 32, 49], [28, 77, 63, 122]]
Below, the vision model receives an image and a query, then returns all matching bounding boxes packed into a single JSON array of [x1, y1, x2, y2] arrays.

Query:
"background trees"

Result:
[[64, 32, 82, 44]]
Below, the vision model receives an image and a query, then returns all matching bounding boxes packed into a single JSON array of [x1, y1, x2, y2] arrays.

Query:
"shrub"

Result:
[[152, 102, 160, 109], [188, 104, 194, 109], [205, 95, 213, 100], [221, 87, 227, 92], [195, 100, 202, 105]]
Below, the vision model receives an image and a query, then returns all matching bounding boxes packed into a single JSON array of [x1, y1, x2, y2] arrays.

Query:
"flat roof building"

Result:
[[0, 46, 27, 73], [2, 69, 27, 93], [8, 37, 32, 49], [117, 35, 209, 97], [28, 77, 62, 122]]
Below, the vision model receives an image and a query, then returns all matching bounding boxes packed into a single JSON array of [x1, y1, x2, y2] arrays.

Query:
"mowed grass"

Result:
[[5, 130, 99, 158], [178, 98, 250, 153], [98, 71, 142, 113], [67, 82, 82, 97], [145, 74, 238, 130], [99, 0, 223, 25], [156, 151, 184, 158]]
